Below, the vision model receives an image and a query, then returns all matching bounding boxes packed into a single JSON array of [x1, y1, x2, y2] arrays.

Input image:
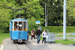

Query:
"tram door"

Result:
[[14, 21, 23, 39], [18, 21, 23, 39]]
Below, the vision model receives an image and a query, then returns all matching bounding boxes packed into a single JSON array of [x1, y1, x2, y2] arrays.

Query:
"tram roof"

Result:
[[11, 18, 27, 21]]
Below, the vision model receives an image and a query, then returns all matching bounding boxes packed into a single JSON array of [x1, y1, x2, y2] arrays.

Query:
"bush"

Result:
[[71, 40, 75, 44], [28, 17, 39, 34], [42, 26, 75, 33]]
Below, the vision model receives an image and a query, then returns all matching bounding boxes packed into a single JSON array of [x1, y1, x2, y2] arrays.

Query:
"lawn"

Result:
[[55, 39, 73, 45], [0, 33, 10, 44], [55, 34, 72, 37], [40, 34, 74, 45]]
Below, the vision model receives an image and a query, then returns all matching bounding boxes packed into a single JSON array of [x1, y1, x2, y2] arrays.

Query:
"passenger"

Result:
[[16, 28, 18, 31], [42, 30, 46, 43], [31, 29, 35, 39], [36, 28, 41, 44]]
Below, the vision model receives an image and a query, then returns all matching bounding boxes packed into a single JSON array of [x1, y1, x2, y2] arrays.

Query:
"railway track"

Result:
[[13, 41, 38, 50], [14, 42, 30, 50], [15, 44, 20, 50], [2, 38, 51, 50], [25, 41, 40, 50]]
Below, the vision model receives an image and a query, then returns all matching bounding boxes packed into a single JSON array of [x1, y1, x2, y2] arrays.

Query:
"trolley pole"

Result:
[[45, 3, 47, 27], [12, 7, 16, 18], [63, 0, 66, 40]]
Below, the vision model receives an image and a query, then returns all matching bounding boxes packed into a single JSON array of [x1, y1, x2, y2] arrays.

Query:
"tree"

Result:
[[0, 0, 44, 32], [22, 0, 44, 19], [0, 0, 16, 32], [40, 0, 63, 26], [67, 0, 75, 26]]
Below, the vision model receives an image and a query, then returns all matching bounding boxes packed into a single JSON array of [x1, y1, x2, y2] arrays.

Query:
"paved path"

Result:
[[0, 37, 75, 50], [47, 43, 75, 50], [0, 44, 1, 48], [0, 38, 51, 50], [29, 39, 51, 50], [29, 38, 75, 50]]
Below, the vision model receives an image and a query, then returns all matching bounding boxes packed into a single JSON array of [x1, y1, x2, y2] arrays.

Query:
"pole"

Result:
[[19, 9, 21, 18], [45, 3, 47, 27], [14, 8, 16, 18], [63, 0, 66, 40], [12, 7, 16, 18]]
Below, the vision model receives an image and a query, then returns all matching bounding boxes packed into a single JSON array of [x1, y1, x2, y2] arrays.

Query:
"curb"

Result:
[[0, 45, 3, 50]]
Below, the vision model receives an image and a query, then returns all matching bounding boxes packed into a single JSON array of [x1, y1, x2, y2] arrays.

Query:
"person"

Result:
[[27, 30, 30, 40], [36, 28, 41, 44], [31, 29, 35, 39], [16, 28, 18, 31], [42, 30, 46, 43]]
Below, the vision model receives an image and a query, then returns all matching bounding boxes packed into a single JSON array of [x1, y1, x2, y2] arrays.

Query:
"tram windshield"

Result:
[[13, 21, 27, 31]]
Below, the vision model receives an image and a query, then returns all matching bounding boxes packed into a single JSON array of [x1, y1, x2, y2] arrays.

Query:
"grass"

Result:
[[55, 34, 72, 37], [40, 34, 74, 45], [55, 39, 73, 45], [40, 36, 43, 40], [71, 40, 75, 44], [0, 33, 10, 44], [40, 36, 73, 45]]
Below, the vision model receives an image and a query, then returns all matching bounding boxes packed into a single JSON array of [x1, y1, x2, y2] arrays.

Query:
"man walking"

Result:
[[36, 28, 41, 44]]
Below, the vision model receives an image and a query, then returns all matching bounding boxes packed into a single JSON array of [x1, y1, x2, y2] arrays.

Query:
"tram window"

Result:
[[24, 22, 26, 28], [14, 21, 27, 31], [19, 22, 23, 31], [14, 21, 23, 31], [24, 22, 27, 31], [14, 22, 18, 31]]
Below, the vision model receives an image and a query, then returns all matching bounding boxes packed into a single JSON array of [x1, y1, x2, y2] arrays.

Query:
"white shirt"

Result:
[[42, 32, 46, 37]]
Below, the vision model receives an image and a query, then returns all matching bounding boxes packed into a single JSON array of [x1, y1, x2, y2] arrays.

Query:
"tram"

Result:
[[10, 18, 28, 43]]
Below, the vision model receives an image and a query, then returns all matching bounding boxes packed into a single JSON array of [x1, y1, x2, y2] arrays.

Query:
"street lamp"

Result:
[[45, 3, 55, 27], [63, 0, 66, 40], [45, 3, 47, 27]]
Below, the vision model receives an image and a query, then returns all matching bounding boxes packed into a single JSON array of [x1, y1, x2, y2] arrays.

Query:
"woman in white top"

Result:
[[42, 30, 46, 43]]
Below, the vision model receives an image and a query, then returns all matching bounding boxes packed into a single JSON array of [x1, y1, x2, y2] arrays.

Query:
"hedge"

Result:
[[42, 26, 75, 33]]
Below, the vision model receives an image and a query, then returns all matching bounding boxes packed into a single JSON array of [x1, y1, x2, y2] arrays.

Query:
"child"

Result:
[[42, 30, 46, 43]]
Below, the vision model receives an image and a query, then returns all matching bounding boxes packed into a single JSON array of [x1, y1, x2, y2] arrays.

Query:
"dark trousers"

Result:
[[37, 35, 40, 44], [42, 37, 46, 43], [31, 35, 35, 39]]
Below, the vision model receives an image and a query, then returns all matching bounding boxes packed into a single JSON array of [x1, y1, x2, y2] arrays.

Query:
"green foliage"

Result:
[[0, 0, 75, 33], [28, 17, 38, 33], [22, 0, 44, 19], [0, 0, 17, 32], [0, 0, 44, 33], [55, 39, 73, 45], [0, 8, 12, 32], [71, 40, 75, 44], [67, 0, 75, 26], [42, 26, 75, 33], [40, 0, 63, 26]]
